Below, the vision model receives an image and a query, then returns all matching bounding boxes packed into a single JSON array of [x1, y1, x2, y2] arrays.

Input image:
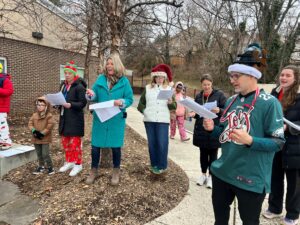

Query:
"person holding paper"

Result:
[[203, 43, 285, 225], [58, 61, 87, 177], [85, 53, 133, 185], [263, 65, 300, 225], [170, 81, 190, 141], [137, 64, 176, 175], [189, 74, 226, 188]]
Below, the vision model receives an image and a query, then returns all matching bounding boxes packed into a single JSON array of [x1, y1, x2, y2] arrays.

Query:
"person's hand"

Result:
[[189, 112, 196, 118], [33, 130, 45, 140], [167, 98, 172, 104], [284, 124, 287, 131], [114, 100, 123, 107], [230, 129, 253, 145], [62, 103, 71, 108], [211, 107, 220, 114], [86, 89, 95, 97], [203, 118, 214, 131]]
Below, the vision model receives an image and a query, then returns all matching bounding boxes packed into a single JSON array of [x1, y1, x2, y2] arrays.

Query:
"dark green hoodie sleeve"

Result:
[[137, 89, 146, 113]]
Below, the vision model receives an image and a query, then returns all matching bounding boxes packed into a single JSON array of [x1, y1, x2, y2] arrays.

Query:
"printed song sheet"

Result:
[[179, 97, 217, 119], [283, 118, 300, 132], [89, 100, 121, 122], [157, 90, 173, 100], [45, 92, 66, 105], [203, 100, 217, 111]]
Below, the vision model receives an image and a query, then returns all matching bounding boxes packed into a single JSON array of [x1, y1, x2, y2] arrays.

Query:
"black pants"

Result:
[[268, 151, 300, 220], [212, 174, 265, 225], [200, 147, 218, 174]]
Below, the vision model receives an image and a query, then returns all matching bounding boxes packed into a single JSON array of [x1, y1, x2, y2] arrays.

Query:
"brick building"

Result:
[[0, 38, 99, 115], [0, 0, 99, 115]]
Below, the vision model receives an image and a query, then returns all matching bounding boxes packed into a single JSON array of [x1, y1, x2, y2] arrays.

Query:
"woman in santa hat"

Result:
[[137, 64, 177, 174]]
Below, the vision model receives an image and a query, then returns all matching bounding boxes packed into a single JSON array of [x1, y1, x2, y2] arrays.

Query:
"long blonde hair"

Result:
[[105, 53, 125, 86], [281, 65, 300, 111]]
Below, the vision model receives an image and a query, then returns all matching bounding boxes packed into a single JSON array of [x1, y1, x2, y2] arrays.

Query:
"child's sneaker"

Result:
[[196, 174, 207, 186], [182, 137, 190, 142], [262, 209, 281, 219], [283, 217, 299, 225], [170, 136, 175, 139], [0, 143, 11, 150], [47, 167, 55, 175], [33, 166, 45, 175]]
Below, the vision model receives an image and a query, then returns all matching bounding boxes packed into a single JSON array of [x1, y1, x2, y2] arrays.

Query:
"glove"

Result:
[[33, 130, 45, 140]]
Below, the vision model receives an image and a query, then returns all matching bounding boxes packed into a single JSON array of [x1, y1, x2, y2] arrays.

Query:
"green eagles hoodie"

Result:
[[211, 89, 285, 193]]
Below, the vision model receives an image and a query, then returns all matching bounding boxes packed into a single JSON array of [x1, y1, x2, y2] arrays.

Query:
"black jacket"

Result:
[[59, 78, 87, 137], [271, 86, 300, 169], [193, 89, 227, 149]]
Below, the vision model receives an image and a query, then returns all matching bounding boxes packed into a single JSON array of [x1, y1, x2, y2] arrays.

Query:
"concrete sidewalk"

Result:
[[126, 107, 245, 225]]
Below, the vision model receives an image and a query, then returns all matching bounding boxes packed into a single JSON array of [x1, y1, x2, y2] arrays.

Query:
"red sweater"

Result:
[[0, 74, 14, 113]]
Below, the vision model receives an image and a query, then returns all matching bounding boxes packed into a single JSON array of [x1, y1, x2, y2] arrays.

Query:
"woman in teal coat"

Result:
[[86, 53, 133, 185]]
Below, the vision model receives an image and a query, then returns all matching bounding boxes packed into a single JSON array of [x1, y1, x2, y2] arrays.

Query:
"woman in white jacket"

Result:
[[137, 64, 176, 175]]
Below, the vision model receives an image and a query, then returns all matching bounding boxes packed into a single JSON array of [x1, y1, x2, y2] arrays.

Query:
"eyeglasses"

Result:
[[229, 73, 243, 81]]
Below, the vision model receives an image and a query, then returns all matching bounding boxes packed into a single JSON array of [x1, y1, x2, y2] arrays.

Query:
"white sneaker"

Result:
[[206, 176, 212, 189], [59, 162, 75, 173], [197, 174, 207, 186], [69, 164, 82, 177]]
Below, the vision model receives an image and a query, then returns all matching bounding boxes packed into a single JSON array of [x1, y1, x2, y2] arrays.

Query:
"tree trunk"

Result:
[[84, 6, 95, 84]]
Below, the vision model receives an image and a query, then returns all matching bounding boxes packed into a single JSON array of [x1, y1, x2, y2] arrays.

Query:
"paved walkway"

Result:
[[0, 181, 39, 225]]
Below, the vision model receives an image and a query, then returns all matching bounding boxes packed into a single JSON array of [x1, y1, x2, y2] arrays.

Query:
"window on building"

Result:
[[0, 57, 7, 73]]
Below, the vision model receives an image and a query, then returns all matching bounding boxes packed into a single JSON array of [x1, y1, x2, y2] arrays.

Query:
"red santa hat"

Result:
[[151, 64, 174, 87], [64, 60, 77, 75]]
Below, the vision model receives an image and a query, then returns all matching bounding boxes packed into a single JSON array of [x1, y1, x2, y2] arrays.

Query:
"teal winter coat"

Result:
[[91, 74, 133, 148]]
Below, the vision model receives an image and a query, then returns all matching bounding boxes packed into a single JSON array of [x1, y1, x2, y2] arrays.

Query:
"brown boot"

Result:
[[86, 168, 98, 184], [111, 168, 120, 186]]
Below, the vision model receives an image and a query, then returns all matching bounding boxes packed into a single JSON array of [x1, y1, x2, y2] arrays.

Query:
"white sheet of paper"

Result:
[[203, 101, 217, 110], [157, 90, 173, 100], [45, 92, 66, 105], [89, 100, 121, 122], [179, 97, 217, 119], [89, 100, 115, 110], [283, 118, 300, 132]]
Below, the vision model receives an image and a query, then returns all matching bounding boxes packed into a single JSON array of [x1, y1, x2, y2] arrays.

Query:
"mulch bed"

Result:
[[3, 113, 189, 225]]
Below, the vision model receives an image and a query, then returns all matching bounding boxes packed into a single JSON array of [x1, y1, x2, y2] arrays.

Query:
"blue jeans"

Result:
[[91, 146, 121, 168], [144, 122, 169, 170]]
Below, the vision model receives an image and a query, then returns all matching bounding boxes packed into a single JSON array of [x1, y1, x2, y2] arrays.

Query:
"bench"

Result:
[[0, 145, 36, 178]]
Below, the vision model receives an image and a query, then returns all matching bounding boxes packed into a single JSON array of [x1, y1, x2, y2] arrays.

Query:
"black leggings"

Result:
[[269, 151, 300, 220], [200, 147, 218, 174]]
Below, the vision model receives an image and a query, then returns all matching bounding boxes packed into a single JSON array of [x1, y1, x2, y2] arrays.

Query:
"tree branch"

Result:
[[125, 0, 183, 15]]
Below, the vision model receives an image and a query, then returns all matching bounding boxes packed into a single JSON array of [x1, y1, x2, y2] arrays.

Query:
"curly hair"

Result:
[[280, 65, 300, 112]]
